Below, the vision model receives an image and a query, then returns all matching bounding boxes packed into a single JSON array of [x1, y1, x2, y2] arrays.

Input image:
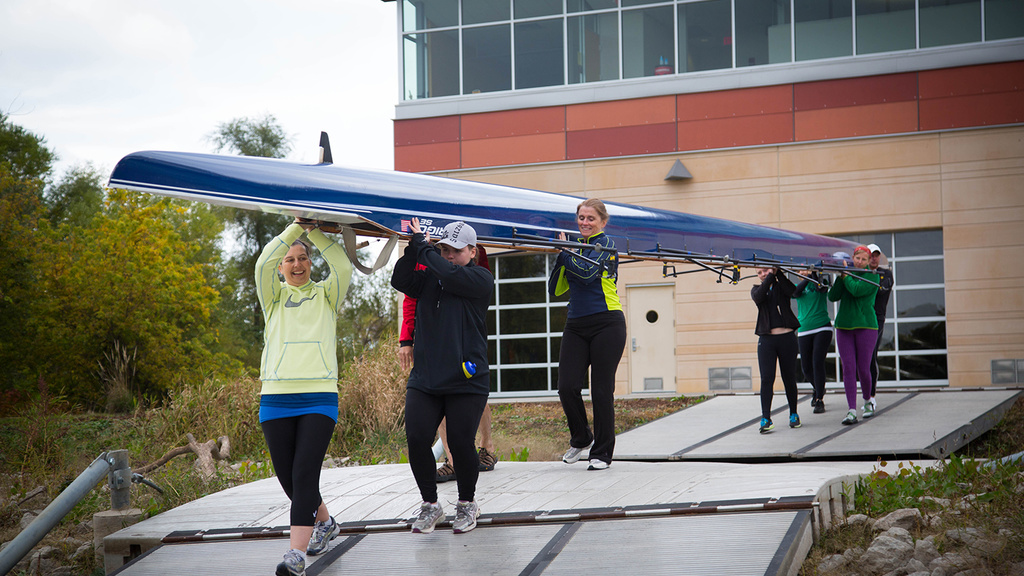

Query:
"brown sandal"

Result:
[[435, 459, 455, 483], [477, 447, 497, 472]]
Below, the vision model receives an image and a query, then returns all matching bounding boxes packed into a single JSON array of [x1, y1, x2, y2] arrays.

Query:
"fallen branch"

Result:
[[134, 435, 231, 480]]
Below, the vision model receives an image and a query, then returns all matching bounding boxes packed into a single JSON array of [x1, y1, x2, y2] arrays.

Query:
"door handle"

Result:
[[631, 337, 637, 352]]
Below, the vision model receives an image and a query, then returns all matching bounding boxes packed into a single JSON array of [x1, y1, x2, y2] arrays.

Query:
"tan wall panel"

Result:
[[440, 165, 587, 195], [778, 136, 940, 176], [944, 221, 1024, 251], [938, 126, 1024, 164]]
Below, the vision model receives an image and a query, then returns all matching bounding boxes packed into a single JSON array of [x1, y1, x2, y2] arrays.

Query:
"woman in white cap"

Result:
[[866, 243, 894, 410], [391, 218, 494, 535]]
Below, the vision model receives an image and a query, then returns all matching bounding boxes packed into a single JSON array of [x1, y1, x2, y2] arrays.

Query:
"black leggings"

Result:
[[758, 331, 799, 419], [799, 329, 833, 402], [558, 311, 626, 465], [405, 388, 487, 504], [261, 414, 336, 527]]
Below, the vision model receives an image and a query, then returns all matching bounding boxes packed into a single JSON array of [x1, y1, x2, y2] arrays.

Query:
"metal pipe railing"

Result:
[[0, 452, 119, 575]]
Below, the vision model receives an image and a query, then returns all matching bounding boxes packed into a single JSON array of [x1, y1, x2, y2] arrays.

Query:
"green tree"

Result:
[[207, 114, 293, 368], [0, 115, 55, 401], [28, 189, 232, 406], [0, 112, 56, 182], [44, 163, 105, 228]]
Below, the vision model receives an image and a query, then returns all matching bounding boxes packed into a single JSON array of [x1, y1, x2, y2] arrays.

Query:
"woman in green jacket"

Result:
[[827, 246, 879, 425]]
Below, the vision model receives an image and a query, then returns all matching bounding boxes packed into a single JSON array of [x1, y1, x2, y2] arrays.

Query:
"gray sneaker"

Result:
[[306, 515, 340, 555], [276, 549, 305, 576], [562, 441, 593, 464], [452, 500, 480, 534], [410, 502, 444, 534]]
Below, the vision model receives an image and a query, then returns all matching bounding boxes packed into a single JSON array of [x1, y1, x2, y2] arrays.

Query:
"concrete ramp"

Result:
[[104, 388, 1019, 575], [614, 389, 1021, 461]]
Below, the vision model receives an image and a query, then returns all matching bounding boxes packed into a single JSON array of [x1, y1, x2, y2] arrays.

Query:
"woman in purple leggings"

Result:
[[827, 246, 879, 425]]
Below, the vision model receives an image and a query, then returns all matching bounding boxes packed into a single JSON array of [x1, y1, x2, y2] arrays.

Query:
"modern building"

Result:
[[383, 0, 1024, 399]]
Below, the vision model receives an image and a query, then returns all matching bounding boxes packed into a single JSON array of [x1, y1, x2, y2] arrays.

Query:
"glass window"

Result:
[[499, 254, 548, 278], [568, 12, 620, 83], [500, 307, 548, 334], [795, 0, 853, 61], [898, 321, 947, 351], [403, 0, 458, 31], [516, 19, 565, 89], [403, 30, 460, 100], [893, 259, 944, 285], [550, 306, 567, 328], [736, 0, 792, 67], [856, 0, 916, 54], [831, 230, 947, 386], [985, 0, 1024, 41], [678, 0, 733, 72], [895, 230, 943, 257], [568, 0, 618, 12], [896, 288, 945, 318], [920, 0, 981, 48], [515, 0, 562, 19], [899, 354, 948, 380], [501, 367, 551, 392], [623, 0, 669, 5], [500, 338, 549, 364], [464, 0, 510, 25], [502, 283, 549, 304], [463, 24, 512, 94], [622, 5, 675, 78]]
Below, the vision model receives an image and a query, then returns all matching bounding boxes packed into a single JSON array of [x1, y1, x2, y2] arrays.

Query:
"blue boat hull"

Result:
[[108, 151, 857, 266]]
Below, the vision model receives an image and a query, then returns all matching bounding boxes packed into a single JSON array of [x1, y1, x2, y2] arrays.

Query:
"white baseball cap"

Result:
[[436, 221, 477, 249]]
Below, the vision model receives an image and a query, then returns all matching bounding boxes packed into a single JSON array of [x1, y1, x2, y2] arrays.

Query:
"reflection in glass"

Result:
[[463, 25, 512, 94], [500, 308, 547, 334], [550, 336, 561, 363], [623, 6, 675, 78], [894, 230, 943, 257], [678, 0, 732, 72], [896, 288, 945, 318], [501, 367, 550, 392], [878, 323, 895, 351], [856, 0, 915, 55], [464, 0, 510, 25], [487, 309, 496, 335], [568, 12, 620, 84], [501, 338, 548, 364], [898, 321, 946, 351], [403, 0, 458, 31], [795, 0, 852, 61], [986, 0, 1024, 40], [736, 0, 791, 67], [568, 0, 618, 12], [550, 306, 567, 329], [502, 282, 548, 305], [517, 19, 564, 89], [894, 259, 944, 285], [920, 0, 980, 48], [877, 355, 897, 381], [488, 339, 497, 365], [403, 30, 460, 100], [515, 0, 562, 19], [899, 354, 948, 380], [500, 254, 548, 279]]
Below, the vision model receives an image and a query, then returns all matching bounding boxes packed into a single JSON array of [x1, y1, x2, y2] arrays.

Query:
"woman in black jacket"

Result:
[[391, 218, 493, 535], [751, 267, 801, 433]]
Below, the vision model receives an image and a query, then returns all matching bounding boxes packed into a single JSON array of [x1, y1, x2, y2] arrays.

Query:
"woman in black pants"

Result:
[[751, 267, 801, 433], [793, 270, 833, 414], [548, 199, 626, 470], [391, 218, 493, 535]]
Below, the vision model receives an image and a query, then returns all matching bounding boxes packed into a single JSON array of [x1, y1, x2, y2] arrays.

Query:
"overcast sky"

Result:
[[1, 0, 399, 180]]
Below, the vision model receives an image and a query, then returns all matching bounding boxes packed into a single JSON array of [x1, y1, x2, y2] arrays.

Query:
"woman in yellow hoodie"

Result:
[[256, 219, 352, 576]]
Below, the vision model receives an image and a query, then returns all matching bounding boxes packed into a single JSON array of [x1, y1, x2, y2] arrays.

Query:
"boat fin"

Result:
[[318, 132, 333, 164]]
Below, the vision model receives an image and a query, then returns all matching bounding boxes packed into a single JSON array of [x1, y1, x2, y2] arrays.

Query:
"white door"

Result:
[[627, 284, 676, 393]]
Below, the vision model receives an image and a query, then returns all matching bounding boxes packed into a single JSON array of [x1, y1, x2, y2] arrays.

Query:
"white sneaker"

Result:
[[410, 502, 444, 534], [562, 441, 593, 464], [452, 500, 480, 534], [863, 399, 876, 419], [587, 459, 609, 470]]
